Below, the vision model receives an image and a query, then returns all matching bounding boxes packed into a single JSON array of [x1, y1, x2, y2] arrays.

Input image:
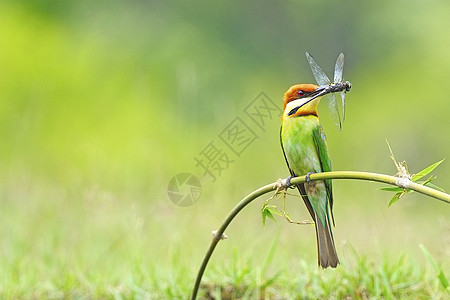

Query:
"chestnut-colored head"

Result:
[[282, 83, 329, 119]]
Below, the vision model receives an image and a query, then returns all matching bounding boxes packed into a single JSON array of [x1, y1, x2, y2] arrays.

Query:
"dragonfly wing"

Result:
[[306, 52, 331, 86], [340, 91, 346, 122], [335, 53, 346, 125], [334, 53, 344, 83], [327, 93, 342, 130]]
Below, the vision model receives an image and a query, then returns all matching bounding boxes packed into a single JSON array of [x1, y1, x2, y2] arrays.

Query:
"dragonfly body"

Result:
[[325, 81, 352, 93]]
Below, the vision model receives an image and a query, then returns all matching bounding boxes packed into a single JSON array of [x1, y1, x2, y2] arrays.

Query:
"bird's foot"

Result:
[[285, 175, 296, 189], [275, 176, 296, 191], [305, 172, 316, 183]]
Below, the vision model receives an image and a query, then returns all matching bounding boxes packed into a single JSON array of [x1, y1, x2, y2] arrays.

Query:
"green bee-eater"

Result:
[[280, 83, 339, 268]]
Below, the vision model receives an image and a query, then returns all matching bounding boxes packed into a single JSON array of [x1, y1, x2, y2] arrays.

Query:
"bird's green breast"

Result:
[[281, 115, 322, 176]]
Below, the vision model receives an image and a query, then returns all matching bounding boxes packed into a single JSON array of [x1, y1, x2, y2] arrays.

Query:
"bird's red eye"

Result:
[[297, 90, 305, 97]]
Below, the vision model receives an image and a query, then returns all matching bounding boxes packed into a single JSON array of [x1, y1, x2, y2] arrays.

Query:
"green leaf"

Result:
[[261, 206, 277, 227], [268, 206, 283, 217], [388, 192, 402, 207], [381, 186, 413, 194], [437, 271, 450, 291], [416, 176, 436, 186], [420, 244, 449, 289], [411, 159, 445, 181], [379, 187, 404, 192], [424, 182, 445, 192], [415, 175, 445, 192]]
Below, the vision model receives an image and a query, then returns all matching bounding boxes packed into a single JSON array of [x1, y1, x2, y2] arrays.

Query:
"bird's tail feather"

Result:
[[315, 212, 339, 268]]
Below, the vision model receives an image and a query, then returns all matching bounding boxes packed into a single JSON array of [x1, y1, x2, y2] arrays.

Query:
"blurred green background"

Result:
[[0, 0, 449, 297]]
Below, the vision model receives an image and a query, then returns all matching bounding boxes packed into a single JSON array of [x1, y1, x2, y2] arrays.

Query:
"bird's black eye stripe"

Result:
[[288, 106, 300, 116], [297, 90, 311, 98]]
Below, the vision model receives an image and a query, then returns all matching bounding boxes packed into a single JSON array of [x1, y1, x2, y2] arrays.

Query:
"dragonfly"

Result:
[[305, 52, 352, 130]]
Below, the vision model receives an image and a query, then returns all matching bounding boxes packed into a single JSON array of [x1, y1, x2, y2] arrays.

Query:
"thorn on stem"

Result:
[[212, 230, 227, 240]]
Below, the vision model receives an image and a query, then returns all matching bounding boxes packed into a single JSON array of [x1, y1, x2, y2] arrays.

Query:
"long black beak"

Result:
[[303, 85, 331, 105]]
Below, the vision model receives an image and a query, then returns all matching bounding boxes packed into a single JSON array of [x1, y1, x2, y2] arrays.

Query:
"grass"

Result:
[[2, 251, 445, 299], [199, 255, 446, 299], [194, 229, 448, 300]]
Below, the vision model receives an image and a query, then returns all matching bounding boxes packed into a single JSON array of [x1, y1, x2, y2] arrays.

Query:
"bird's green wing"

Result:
[[312, 125, 335, 225], [280, 126, 316, 221]]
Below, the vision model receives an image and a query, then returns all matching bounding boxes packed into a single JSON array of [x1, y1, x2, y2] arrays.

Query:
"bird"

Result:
[[280, 83, 339, 268]]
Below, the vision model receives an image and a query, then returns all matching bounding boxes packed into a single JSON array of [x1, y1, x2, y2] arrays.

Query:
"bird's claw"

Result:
[[287, 176, 296, 188], [305, 172, 316, 183], [275, 176, 296, 190]]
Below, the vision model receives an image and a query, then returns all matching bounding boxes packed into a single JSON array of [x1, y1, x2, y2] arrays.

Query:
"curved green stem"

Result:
[[190, 170, 450, 299]]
